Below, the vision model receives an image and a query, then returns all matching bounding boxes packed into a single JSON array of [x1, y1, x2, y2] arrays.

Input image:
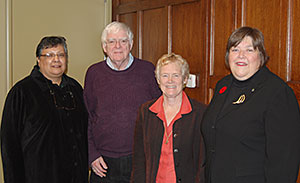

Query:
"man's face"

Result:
[[103, 29, 133, 64]]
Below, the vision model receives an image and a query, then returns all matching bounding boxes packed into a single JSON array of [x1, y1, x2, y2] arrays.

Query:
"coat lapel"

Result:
[[207, 76, 232, 123]]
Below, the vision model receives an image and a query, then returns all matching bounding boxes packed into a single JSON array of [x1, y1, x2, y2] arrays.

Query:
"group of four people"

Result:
[[1, 21, 300, 183]]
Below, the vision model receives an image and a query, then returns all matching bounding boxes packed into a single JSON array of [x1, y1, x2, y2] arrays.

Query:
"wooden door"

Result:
[[113, 0, 208, 102], [113, 0, 300, 104]]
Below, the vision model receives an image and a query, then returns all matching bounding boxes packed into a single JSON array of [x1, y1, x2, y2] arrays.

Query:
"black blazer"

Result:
[[201, 66, 300, 183], [131, 96, 206, 183]]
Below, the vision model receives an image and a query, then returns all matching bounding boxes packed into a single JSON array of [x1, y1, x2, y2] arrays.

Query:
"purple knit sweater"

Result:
[[83, 57, 161, 164]]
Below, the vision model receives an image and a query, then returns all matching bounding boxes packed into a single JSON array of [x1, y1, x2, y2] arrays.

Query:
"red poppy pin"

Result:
[[219, 86, 227, 94]]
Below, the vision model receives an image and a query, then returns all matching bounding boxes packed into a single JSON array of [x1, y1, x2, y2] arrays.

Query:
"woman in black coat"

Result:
[[201, 26, 300, 183], [1, 36, 88, 183]]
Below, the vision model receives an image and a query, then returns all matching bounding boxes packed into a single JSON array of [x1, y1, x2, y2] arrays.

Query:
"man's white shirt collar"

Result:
[[106, 53, 134, 71]]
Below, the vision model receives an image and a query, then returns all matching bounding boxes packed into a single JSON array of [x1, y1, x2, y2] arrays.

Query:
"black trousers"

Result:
[[89, 155, 132, 183]]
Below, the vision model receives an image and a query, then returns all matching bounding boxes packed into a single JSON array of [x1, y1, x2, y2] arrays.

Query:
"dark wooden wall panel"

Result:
[[119, 0, 137, 4], [291, 0, 300, 81], [244, 0, 288, 80], [113, 0, 300, 110], [208, 0, 235, 100], [244, 0, 300, 108], [119, 13, 138, 57], [142, 7, 168, 64], [172, 1, 207, 102], [291, 0, 300, 110], [114, 1, 300, 181], [211, 0, 234, 77]]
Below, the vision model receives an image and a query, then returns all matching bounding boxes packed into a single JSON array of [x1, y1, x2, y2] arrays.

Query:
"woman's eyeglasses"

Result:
[[40, 53, 67, 59]]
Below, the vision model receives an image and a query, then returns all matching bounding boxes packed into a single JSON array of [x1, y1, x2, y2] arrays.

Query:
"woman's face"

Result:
[[228, 36, 261, 81], [158, 62, 187, 99], [37, 45, 67, 84]]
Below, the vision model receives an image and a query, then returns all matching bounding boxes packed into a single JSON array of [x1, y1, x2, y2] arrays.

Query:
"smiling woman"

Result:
[[131, 53, 207, 183], [1, 36, 89, 183], [201, 26, 300, 183], [228, 36, 261, 81], [36, 37, 68, 85], [1, 1, 109, 181], [37, 45, 67, 85], [158, 62, 186, 100]]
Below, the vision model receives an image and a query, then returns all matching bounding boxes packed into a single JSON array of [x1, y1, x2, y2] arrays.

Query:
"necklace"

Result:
[[163, 122, 173, 144], [44, 77, 76, 110], [162, 100, 181, 144]]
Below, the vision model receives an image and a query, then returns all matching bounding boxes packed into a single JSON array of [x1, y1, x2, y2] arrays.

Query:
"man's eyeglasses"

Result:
[[40, 53, 67, 59], [106, 38, 129, 47]]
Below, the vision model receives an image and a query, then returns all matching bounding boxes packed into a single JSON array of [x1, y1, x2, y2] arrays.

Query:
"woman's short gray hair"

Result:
[[155, 53, 190, 87]]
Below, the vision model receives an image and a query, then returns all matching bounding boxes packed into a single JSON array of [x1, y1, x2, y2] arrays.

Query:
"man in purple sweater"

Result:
[[84, 21, 161, 183]]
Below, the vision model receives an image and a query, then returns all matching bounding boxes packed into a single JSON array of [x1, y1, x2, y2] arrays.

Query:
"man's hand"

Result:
[[91, 156, 108, 177]]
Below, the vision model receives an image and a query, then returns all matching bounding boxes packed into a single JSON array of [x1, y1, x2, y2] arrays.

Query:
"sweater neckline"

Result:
[[104, 57, 137, 75]]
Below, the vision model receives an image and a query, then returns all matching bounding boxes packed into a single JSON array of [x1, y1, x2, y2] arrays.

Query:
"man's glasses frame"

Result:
[[106, 38, 129, 47]]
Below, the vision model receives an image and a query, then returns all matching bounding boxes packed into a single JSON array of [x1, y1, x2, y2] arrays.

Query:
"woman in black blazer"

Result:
[[201, 26, 300, 183]]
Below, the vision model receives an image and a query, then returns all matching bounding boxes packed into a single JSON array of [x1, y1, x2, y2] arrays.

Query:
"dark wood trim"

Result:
[[167, 5, 172, 54], [138, 11, 142, 59], [209, 0, 215, 76], [286, 0, 293, 81], [113, 0, 199, 15], [204, 0, 210, 104]]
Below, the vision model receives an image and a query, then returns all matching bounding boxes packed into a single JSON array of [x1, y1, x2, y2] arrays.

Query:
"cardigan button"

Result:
[[174, 148, 179, 153], [173, 133, 177, 138]]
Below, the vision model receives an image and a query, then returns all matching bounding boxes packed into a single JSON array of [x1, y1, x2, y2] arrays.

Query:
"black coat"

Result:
[[131, 96, 206, 183], [1, 66, 89, 183], [201, 66, 300, 183]]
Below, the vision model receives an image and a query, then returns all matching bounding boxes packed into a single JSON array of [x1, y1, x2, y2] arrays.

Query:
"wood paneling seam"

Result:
[[168, 5, 172, 54], [286, 0, 292, 81]]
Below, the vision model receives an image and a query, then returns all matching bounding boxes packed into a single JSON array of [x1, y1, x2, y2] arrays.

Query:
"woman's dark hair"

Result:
[[225, 26, 269, 68], [36, 36, 68, 59]]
